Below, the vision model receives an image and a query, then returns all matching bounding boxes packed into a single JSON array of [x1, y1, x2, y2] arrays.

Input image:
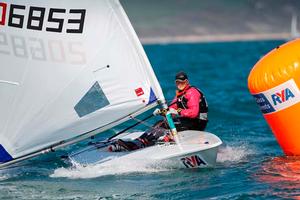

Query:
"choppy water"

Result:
[[2, 40, 299, 200]]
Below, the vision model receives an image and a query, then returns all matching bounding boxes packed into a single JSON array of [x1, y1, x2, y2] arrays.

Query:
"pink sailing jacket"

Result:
[[169, 84, 208, 120]]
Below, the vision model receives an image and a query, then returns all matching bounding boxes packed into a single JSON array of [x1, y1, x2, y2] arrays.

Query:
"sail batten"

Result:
[[0, 0, 165, 166]]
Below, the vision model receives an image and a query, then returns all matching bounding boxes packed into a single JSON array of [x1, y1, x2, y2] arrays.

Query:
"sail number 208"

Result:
[[0, 2, 86, 34]]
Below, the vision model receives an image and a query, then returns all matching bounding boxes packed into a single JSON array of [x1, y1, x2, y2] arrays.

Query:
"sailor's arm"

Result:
[[179, 88, 200, 118], [169, 97, 178, 110]]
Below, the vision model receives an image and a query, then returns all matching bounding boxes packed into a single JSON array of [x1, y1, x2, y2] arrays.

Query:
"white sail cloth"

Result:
[[0, 0, 164, 162]]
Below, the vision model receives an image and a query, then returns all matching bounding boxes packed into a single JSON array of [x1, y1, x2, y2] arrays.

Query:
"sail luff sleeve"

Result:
[[110, 0, 166, 103]]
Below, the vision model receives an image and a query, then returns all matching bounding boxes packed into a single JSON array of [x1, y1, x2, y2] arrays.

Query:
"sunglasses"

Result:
[[175, 80, 187, 84]]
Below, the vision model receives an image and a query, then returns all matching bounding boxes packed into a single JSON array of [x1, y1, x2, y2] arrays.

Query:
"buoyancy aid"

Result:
[[176, 86, 208, 121]]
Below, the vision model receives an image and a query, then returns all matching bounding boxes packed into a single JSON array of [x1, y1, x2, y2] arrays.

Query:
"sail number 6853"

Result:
[[0, 2, 86, 34]]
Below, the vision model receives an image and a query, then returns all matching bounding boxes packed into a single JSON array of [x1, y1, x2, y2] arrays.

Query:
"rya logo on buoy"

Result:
[[271, 88, 295, 105], [253, 79, 300, 114]]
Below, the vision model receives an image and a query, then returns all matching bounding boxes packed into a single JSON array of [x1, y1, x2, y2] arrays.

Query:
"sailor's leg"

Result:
[[107, 141, 127, 152], [173, 117, 189, 131], [198, 120, 208, 131], [173, 117, 208, 131], [109, 121, 169, 151], [116, 139, 142, 150], [139, 120, 169, 145]]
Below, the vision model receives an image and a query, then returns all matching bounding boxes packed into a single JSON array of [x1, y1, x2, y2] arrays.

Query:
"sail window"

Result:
[[74, 82, 110, 117]]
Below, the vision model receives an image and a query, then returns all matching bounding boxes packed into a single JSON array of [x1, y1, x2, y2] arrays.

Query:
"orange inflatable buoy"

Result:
[[248, 39, 300, 156]]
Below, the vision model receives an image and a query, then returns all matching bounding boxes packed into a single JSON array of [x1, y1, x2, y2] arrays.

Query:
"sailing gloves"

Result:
[[153, 108, 181, 116], [168, 108, 179, 115]]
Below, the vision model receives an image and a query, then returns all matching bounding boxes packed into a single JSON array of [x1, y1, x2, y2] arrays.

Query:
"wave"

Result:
[[217, 144, 254, 163], [259, 156, 300, 181], [0, 174, 9, 181]]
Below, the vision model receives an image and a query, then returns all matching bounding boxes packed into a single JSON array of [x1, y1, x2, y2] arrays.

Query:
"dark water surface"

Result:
[[3, 40, 299, 200]]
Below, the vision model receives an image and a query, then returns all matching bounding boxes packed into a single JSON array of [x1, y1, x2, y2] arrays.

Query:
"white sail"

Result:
[[0, 0, 165, 164]]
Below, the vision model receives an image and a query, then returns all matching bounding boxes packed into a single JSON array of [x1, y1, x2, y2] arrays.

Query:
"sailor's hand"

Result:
[[161, 109, 168, 116], [168, 108, 178, 115], [153, 108, 168, 116], [177, 108, 182, 114]]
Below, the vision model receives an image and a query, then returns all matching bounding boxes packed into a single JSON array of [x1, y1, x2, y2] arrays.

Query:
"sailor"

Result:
[[167, 71, 208, 132], [108, 71, 208, 152]]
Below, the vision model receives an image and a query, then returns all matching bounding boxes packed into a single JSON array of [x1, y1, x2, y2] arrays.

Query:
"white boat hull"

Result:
[[69, 131, 222, 169]]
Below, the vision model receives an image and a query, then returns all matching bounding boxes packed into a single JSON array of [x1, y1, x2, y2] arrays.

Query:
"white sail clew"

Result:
[[0, 0, 165, 166]]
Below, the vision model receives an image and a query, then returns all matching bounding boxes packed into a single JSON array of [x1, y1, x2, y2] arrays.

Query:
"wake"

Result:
[[51, 157, 172, 179], [51, 144, 253, 179]]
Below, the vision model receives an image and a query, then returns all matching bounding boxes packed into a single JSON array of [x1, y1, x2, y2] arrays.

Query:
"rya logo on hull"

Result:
[[181, 155, 207, 168]]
